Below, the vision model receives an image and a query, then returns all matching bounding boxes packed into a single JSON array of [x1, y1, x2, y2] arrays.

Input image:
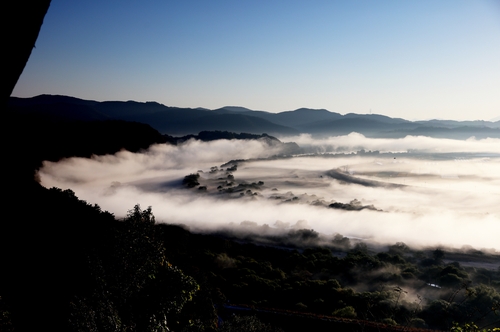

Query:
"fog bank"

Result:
[[39, 135, 500, 251]]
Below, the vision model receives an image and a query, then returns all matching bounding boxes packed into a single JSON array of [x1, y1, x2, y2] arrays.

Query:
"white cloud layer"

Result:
[[39, 135, 500, 251], [279, 133, 500, 154]]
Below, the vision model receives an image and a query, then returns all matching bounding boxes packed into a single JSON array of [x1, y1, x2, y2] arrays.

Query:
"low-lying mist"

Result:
[[38, 134, 500, 251], [281, 132, 500, 154]]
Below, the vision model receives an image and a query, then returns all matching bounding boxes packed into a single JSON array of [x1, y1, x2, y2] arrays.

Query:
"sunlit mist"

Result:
[[38, 134, 500, 251]]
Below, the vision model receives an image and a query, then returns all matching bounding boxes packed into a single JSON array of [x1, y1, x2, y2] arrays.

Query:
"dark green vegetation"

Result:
[[160, 229, 500, 331], [5, 7, 498, 330], [10, 95, 500, 138], [3, 185, 499, 331], [2, 191, 199, 331], [4, 96, 500, 331], [1, 107, 175, 330], [2, 114, 499, 331]]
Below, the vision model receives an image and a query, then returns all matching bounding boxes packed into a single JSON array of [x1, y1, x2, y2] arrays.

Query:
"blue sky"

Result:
[[13, 0, 500, 121]]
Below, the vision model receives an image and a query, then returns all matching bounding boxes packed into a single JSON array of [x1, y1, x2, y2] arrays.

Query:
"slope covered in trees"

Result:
[[3, 179, 499, 331], [10, 94, 500, 139], [2, 108, 500, 330]]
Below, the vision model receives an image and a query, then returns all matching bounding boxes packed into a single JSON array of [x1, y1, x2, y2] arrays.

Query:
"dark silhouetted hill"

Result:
[[9, 95, 500, 139], [169, 130, 303, 155]]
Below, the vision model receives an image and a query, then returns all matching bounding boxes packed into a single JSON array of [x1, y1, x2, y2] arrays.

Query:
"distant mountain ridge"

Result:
[[9, 95, 500, 139]]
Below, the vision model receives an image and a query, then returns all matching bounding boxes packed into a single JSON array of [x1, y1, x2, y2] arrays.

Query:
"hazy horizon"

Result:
[[11, 94, 500, 123]]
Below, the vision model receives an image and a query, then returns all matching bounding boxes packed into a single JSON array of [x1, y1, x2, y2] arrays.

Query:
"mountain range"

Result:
[[9, 94, 500, 139]]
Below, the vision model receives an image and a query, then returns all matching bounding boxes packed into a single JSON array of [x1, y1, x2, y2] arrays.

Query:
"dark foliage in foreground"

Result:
[[1, 187, 201, 331], [156, 224, 500, 331], [3, 184, 499, 331], [1, 109, 183, 331], [4, 11, 499, 328], [2, 105, 499, 330]]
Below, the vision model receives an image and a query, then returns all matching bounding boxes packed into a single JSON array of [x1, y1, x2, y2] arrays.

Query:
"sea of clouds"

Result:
[[38, 134, 500, 251]]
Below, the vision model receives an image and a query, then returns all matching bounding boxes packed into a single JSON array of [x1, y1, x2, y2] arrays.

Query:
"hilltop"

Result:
[[9, 95, 500, 139]]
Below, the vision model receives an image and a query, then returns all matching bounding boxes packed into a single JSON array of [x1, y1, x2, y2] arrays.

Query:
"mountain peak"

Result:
[[218, 106, 257, 113]]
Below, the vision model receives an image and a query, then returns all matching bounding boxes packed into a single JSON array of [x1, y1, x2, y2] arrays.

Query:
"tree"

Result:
[[183, 173, 201, 188], [433, 249, 445, 264], [333, 306, 357, 318], [68, 204, 199, 331], [219, 315, 283, 332]]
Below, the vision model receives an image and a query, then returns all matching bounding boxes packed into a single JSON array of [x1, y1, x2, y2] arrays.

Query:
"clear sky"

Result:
[[12, 0, 500, 121]]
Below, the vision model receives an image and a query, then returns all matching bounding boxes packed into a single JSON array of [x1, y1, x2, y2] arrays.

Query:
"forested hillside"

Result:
[[10, 95, 500, 139], [2, 108, 499, 330], [4, 3, 498, 330]]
